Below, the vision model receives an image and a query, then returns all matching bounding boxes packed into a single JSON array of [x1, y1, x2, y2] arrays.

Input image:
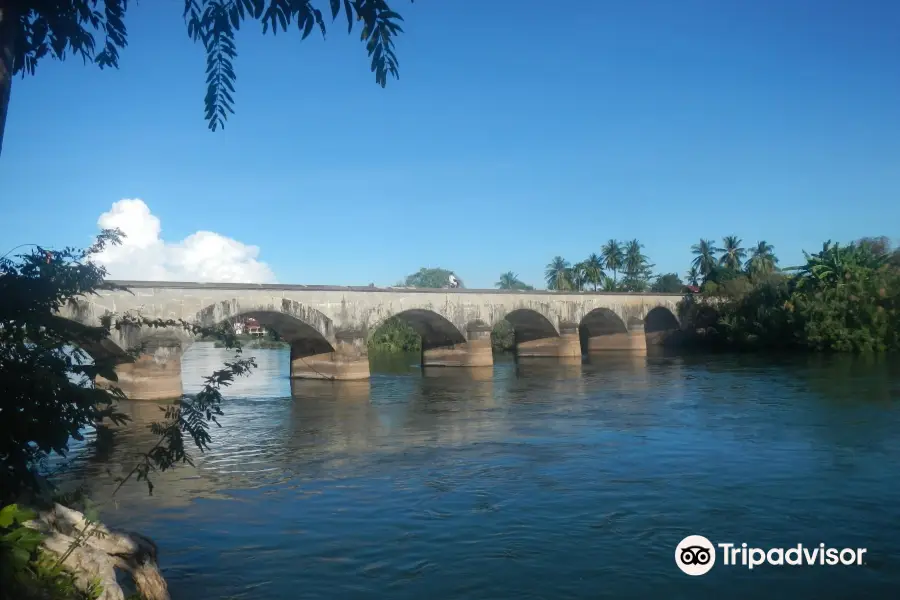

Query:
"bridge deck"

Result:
[[107, 280, 684, 296]]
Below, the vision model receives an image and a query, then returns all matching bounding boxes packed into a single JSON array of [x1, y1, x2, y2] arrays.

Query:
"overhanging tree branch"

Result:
[[0, 0, 412, 155]]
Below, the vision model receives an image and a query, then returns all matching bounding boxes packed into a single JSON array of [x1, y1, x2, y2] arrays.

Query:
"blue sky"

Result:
[[2, 0, 899, 288]]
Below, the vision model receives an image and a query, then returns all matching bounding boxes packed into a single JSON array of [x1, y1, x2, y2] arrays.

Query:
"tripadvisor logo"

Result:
[[675, 535, 867, 576]]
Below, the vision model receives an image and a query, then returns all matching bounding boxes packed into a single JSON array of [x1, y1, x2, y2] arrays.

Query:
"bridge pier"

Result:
[[97, 341, 184, 401], [290, 333, 371, 380], [421, 323, 494, 368], [585, 320, 647, 354], [515, 322, 581, 358]]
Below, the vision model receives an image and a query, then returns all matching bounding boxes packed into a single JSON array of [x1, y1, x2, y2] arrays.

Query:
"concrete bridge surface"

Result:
[[59, 281, 684, 400]]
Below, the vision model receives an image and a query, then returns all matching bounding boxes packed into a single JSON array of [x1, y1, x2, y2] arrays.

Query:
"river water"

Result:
[[59, 343, 900, 599]]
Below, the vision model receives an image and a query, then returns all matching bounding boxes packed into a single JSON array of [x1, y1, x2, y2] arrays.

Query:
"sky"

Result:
[[2, 0, 899, 288]]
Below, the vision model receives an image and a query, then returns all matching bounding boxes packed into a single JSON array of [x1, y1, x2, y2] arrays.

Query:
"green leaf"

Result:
[[0, 504, 35, 527], [0, 504, 17, 527]]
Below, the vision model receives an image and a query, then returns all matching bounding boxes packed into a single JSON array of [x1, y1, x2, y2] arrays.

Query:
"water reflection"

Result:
[[516, 355, 583, 378], [182, 342, 292, 398], [291, 379, 373, 402], [54, 346, 900, 600]]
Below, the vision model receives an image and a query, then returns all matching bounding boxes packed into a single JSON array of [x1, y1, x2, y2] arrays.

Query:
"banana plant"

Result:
[[795, 241, 888, 290]]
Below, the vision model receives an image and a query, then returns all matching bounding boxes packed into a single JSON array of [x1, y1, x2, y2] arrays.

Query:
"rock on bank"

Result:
[[26, 503, 169, 600]]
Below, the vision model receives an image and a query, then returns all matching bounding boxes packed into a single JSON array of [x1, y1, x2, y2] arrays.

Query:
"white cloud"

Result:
[[92, 199, 276, 283]]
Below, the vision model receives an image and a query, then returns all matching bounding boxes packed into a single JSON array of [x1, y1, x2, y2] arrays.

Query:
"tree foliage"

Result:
[[580, 254, 605, 291], [685, 266, 700, 287], [651, 273, 684, 293], [0, 231, 256, 502], [681, 237, 900, 353], [747, 240, 778, 278], [691, 239, 719, 279], [367, 316, 420, 353], [0, 0, 411, 153], [401, 267, 460, 289], [718, 235, 746, 271], [495, 272, 533, 290], [619, 239, 653, 292], [545, 256, 572, 291], [545, 241, 655, 293], [490, 320, 515, 352], [601, 240, 624, 285]]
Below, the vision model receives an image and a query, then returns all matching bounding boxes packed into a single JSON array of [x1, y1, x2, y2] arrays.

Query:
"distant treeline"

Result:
[[676, 236, 900, 353]]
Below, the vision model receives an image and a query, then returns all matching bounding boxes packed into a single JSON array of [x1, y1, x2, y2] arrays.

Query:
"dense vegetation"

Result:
[[368, 316, 421, 353], [680, 236, 900, 353]]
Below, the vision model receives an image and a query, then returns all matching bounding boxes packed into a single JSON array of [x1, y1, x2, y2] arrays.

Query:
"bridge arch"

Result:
[[373, 309, 467, 350], [645, 306, 679, 333], [195, 298, 335, 354], [57, 299, 188, 364], [501, 308, 559, 344], [51, 317, 131, 364], [644, 305, 680, 347], [578, 308, 629, 354], [579, 308, 628, 336]]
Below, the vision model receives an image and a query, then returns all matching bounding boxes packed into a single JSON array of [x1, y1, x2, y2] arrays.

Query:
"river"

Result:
[[58, 343, 900, 599]]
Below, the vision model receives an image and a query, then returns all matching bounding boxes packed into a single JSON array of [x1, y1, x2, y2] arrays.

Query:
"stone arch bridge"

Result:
[[59, 281, 683, 400]]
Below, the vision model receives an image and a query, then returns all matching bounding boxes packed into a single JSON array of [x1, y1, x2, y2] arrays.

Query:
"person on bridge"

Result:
[[448, 274, 460, 288]]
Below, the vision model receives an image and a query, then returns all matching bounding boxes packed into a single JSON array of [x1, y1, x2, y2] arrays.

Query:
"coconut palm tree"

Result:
[[685, 266, 700, 287], [601, 240, 624, 285], [719, 235, 747, 270], [571, 261, 588, 291], [618, 239, 653, 291], [747, 241, 778, 277], [496, 272, 523, 289], [545, 256, 572, 291], [582, 253, 606, 291], [623, 239, 649, 277], [691, 239, 719, 278]]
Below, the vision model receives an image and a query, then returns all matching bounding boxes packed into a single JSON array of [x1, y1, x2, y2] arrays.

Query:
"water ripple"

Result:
[[55, 346, 900, 600]]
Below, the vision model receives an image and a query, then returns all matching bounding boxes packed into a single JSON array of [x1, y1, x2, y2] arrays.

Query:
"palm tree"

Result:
[[719, 235, 747, 270], [618, 239, 653, 291], [685, 266, 700, 287], [623, 239, 649, 277], [582, 253, 606, 291], [691, 239, 719, 278], [601, 239, 624, 285], [496, 271, 522, 290], [571, 261, 588, 291], [545, 256, 572, 291], [747, 241, 778, 277]]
